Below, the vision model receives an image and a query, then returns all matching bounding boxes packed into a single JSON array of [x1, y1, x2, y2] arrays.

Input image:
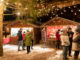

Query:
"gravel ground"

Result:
[[0, 45, 80, 60]]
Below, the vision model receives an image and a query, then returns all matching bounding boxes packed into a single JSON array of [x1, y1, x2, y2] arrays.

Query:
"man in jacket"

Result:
[[67, 28, 74, 56], [17, 28, 23, 51]]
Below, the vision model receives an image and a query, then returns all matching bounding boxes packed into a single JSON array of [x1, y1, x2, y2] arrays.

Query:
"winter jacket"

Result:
[[17, 31, 23, 41], [61, 34, 70, 46], [24, 33, 32, 46], [22, 33, 26, 40], [56, 32, 60, 40], [72, 36, 80, 51], [67, 31, 74, 43]]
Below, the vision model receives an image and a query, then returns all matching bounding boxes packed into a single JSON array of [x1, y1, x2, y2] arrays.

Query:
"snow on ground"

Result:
[[3, 44, 54, 53], [0, 44, 80, 60], [0, 44, 55, 60]]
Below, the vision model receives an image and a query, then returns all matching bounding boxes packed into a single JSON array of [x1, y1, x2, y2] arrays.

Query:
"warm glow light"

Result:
[[25, 8, 28, 10], [0, 3, 2, 6], [68, 6, 71, 8], [71, 10, 73, 12], [17, 12, 20, 16], [74, 13, 77, 15], [52, 12, 53, 14], [0, 0, 4, 1], [61, 12, 63, 14], [4, 8, 7, 11], [64, 10, 66, 12], [56, 15, 58, 17], [79, 10, 80, 12], [73, 6, 76, 8], [5, 3, 9, 5], [50, 17, 52, 18], [47, 14, 48, 16]]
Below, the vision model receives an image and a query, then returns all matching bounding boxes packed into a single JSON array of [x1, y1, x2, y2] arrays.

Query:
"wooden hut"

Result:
[[3, 20, 41, 45], [41, 17, 80, 46]]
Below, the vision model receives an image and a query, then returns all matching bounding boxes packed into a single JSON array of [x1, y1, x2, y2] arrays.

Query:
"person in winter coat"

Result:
[[22, 31, 26, 50], [61, 30, 70, 60], [24, 30, 32, 54], [17, 28, 23, 51], [73, 32, 80, 60], [56, 29, 61, 49], [67, 28, 74, 56]]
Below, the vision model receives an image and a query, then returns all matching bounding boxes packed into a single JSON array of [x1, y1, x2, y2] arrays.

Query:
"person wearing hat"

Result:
[[24, 30, 32, 54]]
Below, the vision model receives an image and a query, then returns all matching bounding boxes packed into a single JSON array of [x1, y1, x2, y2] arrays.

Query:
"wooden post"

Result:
[[0, 1, 4, 56]]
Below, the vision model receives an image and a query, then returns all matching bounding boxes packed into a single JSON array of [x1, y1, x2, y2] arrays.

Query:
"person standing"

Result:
[[22, 31, 26, 50], [67, 28, 74, 56], [61, 30, 70, 60], [17, 28, 23, 51], [24, 30, 32, 54], [56, 29, 61, 49], [73, 32, 80, 60]]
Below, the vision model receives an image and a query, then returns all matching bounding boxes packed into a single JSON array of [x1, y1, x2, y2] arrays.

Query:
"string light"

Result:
[[68, 6, 71, 8], [4, 8, 7, 11], [5, 3, 9, 5], [56, 15, 58, 17], [50, 17, 52, 18], [48, 9, 50, 11], [52, 6, 55, 8], [73, 6, 76, 8], [61, 12, 63, 14], [71, 10, 73, 12], [74, 13, 77, 15], [25, 8, 28, 10], [78, 10, 80, 12], [16, 12, 20, 16], [52, 12, 53, 14], [46, 14, 48, 16], [56, 8, 59, 11], [53, 14, 55, 15], [64, 10, 66, 12]]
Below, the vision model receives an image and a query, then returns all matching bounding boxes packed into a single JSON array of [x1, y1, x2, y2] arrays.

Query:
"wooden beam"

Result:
[[0, 1, 4, 56]]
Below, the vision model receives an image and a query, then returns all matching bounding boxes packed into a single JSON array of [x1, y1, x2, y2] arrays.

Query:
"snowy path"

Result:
[[0, 45, 80, 60]]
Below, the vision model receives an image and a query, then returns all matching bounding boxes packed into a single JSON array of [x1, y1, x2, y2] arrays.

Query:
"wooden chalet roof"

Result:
[[4, 20, 39, 28], [41, 17, 80, 27]]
